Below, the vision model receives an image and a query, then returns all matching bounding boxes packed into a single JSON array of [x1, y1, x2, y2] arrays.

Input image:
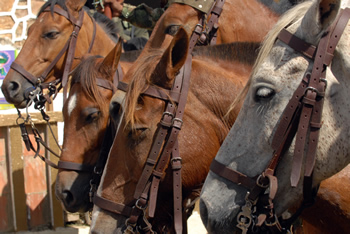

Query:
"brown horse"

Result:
[[1, 0, 118, 108], [90, 28, 259, 233], [55, 41, 138, 213], [140, 0, 306, 53], [295, 164, 350, 233]]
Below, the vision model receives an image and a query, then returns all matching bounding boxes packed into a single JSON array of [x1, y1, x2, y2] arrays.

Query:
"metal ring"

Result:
[[135, 199, 147, 210], [256, 174, 269, 188]]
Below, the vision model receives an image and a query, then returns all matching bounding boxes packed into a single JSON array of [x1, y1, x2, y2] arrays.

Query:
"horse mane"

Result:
[[70, 55, 109, 112], [192, 42, 260, 65], [124, 42, 261, 129], [88, 10, 120, 43], [38, 0, 119, 43], [38, 0, 67, 15], [226, 1, 313, 117]]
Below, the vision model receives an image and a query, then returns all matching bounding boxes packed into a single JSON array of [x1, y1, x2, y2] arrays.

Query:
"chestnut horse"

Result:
[[1, 0, 118, 108], [141, 0, 308, 53], [55, 41, 139, 213], [90, 28, 259, 233], [200, 0, 350, 233]]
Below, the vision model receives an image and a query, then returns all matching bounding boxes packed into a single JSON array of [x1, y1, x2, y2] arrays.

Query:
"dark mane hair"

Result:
[[88, 9, 119, 43], [38, 0, 119, 43], [192, 42, 261, 65], [38, 0, 67, 15]]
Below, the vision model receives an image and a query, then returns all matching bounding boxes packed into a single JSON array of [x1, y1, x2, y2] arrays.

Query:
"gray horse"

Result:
[[200, 0, 350, 233]]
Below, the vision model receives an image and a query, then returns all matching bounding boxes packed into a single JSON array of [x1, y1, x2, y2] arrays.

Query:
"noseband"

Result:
[[210, 8, 350, 233], [11, 5, 97, 106]]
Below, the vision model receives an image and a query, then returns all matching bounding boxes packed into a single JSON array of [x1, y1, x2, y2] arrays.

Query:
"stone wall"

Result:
[[0, 0, 46, 50]]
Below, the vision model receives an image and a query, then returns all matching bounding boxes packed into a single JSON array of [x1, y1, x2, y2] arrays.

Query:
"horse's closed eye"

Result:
[[85, 111, 101, 123], [81, 107, 101, 124], [42, 30, 60, 39], [255, 87, 275, 102]]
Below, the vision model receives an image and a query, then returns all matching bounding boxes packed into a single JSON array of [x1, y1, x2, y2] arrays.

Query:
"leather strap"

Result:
[[57, 161, 95, 172], [93, 194, 133, 216]]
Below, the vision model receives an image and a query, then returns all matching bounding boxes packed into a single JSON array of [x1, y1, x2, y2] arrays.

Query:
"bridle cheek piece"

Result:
[[210, 7, 350, 234]]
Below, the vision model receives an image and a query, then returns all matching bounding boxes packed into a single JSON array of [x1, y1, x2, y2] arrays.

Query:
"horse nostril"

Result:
[[3, 81, 20, 98], [8, 81, 20, 92], [62, 190, 76, 207], [199, 199, 209, 228]]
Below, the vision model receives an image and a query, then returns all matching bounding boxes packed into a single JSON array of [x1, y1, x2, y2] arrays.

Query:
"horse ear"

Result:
[[154, 27, 189, 88], [66, 0, 87, 16], [301, 0, 340, 41], [99, 40, 123, 77]]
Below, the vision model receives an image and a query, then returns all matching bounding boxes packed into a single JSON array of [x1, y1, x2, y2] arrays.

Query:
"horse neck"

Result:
[[188, 57, 251, 139], [217, 0, 279, 43], [81, 12, 116, 58]]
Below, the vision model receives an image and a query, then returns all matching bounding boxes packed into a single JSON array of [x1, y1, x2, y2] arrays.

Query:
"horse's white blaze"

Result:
[[67, 93, 77, 117]]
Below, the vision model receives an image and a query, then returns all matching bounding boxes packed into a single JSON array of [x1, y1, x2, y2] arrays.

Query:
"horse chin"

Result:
[[200, 172, 246, 233], [90, 207, 127, 234], [14, 99, 29, 109]]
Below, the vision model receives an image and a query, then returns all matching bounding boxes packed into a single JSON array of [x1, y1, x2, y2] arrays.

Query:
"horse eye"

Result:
[[129, 128, 148, 142], [85, 111, 101, 124], [165, 25, 180, 36], [255, 87, 275, 102], [42, 31, 59, 39]]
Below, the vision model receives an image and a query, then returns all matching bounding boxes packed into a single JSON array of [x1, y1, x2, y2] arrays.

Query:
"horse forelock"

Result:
[[124, 49, 165, 129], [38, 0, 67, 16], [70, 56, 108, 111], [226, 1, 312, 117]]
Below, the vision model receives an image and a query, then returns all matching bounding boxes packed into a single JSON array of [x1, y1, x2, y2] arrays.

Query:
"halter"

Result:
[[11, 5, 97, 106], [92, 1, 226, 233], [210, 7, 350, 234]]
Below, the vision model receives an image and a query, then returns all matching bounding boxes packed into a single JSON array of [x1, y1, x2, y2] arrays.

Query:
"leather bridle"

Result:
[[11, 5, 97, 107], [17, 54, 123, 174], [210, 7, 350, 234], [92, 1, 225, 233]]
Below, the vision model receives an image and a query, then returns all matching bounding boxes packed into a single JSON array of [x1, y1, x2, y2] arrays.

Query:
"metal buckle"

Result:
[[304, 86, 319, 96], [172, 118, 183, 129], [162, 111, 174, 119], [320, 78, 328, 89]]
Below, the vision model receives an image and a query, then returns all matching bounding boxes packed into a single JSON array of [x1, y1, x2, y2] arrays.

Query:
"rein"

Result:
[[210, 7, 350, 234], [92, 1, 226, 233]]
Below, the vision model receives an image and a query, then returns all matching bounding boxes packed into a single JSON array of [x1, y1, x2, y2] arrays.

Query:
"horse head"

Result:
[[200, 0, 350, 232], [91, 26, 253, 233], [55, 41, 123, 213], [1, 0, 116, 108]]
